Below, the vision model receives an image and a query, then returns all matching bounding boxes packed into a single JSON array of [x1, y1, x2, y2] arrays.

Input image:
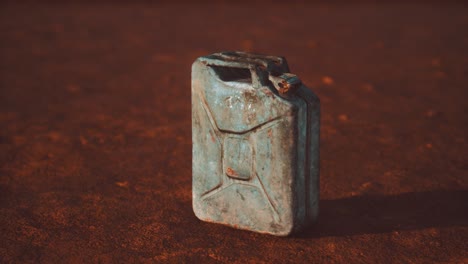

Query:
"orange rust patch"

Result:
[[264, 90, 274, 97], [226, 167, 237, 177], [279, 81, 290, 94]]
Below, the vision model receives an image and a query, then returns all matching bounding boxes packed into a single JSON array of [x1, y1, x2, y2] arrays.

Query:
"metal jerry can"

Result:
[[191, 51, 320, 236]]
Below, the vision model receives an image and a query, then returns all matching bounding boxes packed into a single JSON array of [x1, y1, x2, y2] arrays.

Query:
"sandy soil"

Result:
[[0, 2, 467, 263]]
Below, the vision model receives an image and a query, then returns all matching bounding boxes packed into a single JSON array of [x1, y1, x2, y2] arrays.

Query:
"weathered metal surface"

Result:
[[192, 51, 320, 236]]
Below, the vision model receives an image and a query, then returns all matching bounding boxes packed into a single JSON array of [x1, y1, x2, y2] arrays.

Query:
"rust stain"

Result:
[[226, 167, 237, 177], [279, 80, 290, 95], [267, 129, 273, 138], [244, 91, 257, 104], [264, 89, 274, 98]]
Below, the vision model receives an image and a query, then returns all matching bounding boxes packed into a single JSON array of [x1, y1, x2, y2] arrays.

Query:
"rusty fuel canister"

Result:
[[192, 51, 320, 236]]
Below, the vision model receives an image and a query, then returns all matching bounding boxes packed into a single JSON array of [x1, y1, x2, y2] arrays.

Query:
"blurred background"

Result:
[[1, 1, 467, 263]]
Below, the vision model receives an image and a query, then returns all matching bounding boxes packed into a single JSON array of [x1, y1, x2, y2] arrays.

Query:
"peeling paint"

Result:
[[192, 51, 320, 236]]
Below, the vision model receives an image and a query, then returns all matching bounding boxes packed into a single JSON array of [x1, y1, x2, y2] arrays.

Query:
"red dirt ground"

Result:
[[0, 2, 467, 263]]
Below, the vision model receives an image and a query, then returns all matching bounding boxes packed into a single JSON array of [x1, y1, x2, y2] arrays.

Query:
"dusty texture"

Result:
[[192, 52, 320, 236], [0, 2, 467, 263]]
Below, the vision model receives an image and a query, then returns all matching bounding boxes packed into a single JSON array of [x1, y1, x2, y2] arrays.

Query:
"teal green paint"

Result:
[[192, 52, 320, 236]]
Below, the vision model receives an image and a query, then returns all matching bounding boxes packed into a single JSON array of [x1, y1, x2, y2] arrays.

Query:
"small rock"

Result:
[[322, 76, 334, 85], [360, 182, 372, 189], [338, 114, 349, 122], [115, 181, 129, 188]]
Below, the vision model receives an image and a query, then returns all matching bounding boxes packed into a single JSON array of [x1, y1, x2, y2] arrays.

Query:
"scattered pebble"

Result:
[[322, 76, 334, 85], [338, 114, 349, 122], [115, 181, 129, 188], [360, 182, 372, 189]]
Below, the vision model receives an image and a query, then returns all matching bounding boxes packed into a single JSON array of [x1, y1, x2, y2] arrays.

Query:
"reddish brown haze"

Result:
[[0, 2, 467, 263]]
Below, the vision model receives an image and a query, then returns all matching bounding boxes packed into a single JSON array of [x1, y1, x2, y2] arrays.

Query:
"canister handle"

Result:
[[203, 51, 299, 95]]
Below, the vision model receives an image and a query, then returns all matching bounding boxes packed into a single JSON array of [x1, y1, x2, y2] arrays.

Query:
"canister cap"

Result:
[[269, 73, 302, 96]]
